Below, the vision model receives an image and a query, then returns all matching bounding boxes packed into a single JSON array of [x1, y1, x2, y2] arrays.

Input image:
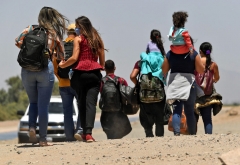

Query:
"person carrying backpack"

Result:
[[15, 6, 69, 147], [52, 23, 83, 141], [99, 60, 132, 139], [130, 29, 166, 137]]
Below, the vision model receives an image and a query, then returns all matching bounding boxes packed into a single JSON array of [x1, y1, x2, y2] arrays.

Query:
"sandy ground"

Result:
[[0, 120, 19, 133], [0, 106, 239, 165]]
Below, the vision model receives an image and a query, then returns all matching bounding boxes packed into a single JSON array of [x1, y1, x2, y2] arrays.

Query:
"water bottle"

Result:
[[68, 69, 74, 79]]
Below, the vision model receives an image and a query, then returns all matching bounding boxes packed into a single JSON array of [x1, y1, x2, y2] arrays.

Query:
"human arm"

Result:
[[162, 57, 170, 78], [182, 31, 193, 54], [212, 63, 220, 83], [59, 37, 81, 68], [195, 54, 205, 74], [130, 61, 140, 85], [98, 46, 105, 68], [130, 69, 139, 86], [15, 25, 33, 48]]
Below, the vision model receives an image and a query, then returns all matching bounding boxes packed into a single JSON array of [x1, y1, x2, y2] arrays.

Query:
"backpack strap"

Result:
[[102, 77, 108, 84], [33, 26, 52, 61], [107, 76, 119, 86], [38, 26, 53, 61]]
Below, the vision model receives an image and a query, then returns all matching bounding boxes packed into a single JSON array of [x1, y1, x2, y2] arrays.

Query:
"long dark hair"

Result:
[[150, 29, 166, 56], [200, 42, 213, 70], [75, 16, 105, 55]]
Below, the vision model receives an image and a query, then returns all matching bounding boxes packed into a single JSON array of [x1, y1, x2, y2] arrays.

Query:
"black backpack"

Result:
[[17, 26, 50, 71], [99, 76, 122, 112], [57, 41, 74, 79]]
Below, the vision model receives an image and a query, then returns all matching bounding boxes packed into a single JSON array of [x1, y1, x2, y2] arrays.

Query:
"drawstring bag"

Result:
[[195, 63, 215, 96], [168, 110, 188, 135]]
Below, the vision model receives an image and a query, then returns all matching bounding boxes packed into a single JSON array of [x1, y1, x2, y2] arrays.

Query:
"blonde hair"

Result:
[[38, 7, 69, 40]]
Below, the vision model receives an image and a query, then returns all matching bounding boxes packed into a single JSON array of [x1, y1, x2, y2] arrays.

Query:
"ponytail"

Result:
[[156, 38, 166, 56], [150, 29, 166, 56], [205, 50, 212, 70], [200, 42, 213, 70]]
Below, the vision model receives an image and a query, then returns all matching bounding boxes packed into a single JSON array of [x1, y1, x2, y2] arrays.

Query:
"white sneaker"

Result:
[[74, 133, 83, 141]]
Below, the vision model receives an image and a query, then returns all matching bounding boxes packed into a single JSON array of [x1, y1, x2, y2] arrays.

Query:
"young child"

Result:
[[168, 13, 205, 103], [168, 11, 194, 55], [146, 29, 166, 55], [142, 29, 166, 83]]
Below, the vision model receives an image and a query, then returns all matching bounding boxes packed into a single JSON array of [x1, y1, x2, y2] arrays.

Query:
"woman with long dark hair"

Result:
[[195, 42, 220, 134], [130, 29, 166, 137], [15, 6, 69, 146], [59, 16, 105, 142]]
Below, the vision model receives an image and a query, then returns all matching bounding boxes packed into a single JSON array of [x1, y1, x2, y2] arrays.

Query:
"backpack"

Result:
[[57, 41, 74, 79], [99, 76, 122, 112], [119, 83, 140, 115], [139, 73, 165, 103], [17, 26, 50, 71], [195, 64, 214, 95]]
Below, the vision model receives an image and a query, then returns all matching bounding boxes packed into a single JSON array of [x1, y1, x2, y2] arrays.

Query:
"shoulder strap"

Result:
[[107, 76, 119, 85], [102, 77, 108, 83]]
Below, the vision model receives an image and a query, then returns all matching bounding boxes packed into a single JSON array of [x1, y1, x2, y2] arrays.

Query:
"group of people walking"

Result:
[[15, 7, 222, 147]]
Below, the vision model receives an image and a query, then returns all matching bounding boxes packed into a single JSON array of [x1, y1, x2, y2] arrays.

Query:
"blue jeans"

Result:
[[59, 87, 83, 141], [21, 61, 54, 142], [199, 105, 213, 134], [172, 82, 197, 135]]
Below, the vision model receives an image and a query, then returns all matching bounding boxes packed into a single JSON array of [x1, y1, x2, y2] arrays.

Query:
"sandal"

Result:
[[39, 141, 53, 147], [29, 128, 38, 144]]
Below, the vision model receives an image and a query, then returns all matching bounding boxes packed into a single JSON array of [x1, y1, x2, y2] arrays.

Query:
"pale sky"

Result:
[[0, 0, 239, 103]]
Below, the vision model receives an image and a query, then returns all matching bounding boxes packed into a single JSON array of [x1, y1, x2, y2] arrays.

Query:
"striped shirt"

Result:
[[15, 25, 64, 60]]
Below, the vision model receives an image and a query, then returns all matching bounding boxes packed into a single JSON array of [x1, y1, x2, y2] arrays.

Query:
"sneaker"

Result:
[[29, 128, 38, 144], [74, 133, 83, 141], [174, 133, 180, 136], [86, 134, 95, 143]]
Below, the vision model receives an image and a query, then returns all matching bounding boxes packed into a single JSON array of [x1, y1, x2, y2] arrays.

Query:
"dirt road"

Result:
[[0, 106, 239, 165]]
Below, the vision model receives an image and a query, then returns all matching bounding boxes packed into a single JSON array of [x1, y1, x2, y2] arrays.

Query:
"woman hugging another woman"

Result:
[[59, 16, 105, 142]]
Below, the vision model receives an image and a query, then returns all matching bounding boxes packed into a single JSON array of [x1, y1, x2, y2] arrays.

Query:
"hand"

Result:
[[58, 60, 66, 68], [190, 49, 194, 55]]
